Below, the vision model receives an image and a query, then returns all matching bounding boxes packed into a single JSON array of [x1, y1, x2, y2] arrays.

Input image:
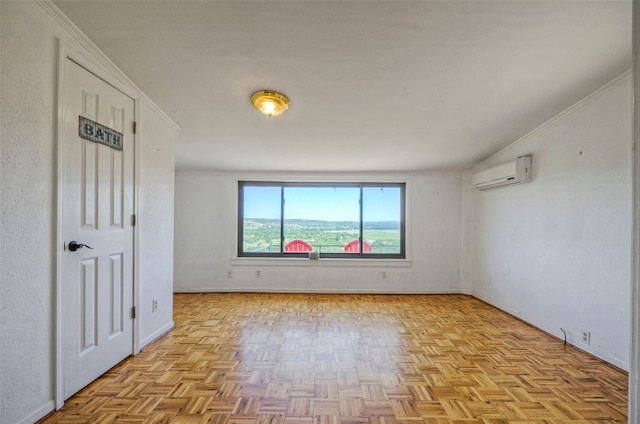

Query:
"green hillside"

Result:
[[243, 218, 400, 253]]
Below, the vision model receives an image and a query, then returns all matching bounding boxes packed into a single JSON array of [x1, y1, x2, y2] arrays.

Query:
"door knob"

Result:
[[68, 241, 94, 252]]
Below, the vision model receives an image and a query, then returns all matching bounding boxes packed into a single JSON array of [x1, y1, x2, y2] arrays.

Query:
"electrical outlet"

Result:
[[256, 270, 261, 278], [581, 330, 591, 345], [381, 271, 388, 279], [227, 270, 233, 278], [152, 299, 158, 312]]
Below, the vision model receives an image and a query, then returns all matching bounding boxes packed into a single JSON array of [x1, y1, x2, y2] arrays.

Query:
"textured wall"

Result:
[[630, 2, 640, 419], [174, 171, 463, 294], [137, 102, 177, 347], [1, 2, 60, 422], [0, 2, 177, 423], [467, 73, 632, 369]]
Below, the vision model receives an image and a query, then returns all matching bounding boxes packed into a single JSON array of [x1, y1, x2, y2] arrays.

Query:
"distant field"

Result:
[[243, 219, 400, 253]]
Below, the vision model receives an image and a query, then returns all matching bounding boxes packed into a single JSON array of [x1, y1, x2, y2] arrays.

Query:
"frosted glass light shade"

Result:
[[251, 90, 289, 117]]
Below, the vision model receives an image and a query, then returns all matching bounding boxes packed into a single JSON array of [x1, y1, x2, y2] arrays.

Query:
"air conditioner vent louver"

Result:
[[473, 156, 532, 191]]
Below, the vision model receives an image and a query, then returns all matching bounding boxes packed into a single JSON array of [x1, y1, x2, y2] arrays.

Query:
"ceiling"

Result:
[[53, 1, 632, 172]]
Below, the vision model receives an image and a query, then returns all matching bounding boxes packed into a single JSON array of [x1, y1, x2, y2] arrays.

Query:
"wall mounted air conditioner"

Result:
[[472, 156, 532, 191]]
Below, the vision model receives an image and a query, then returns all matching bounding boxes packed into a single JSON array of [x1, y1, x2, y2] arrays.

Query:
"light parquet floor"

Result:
[[39, 293, 628, 424]]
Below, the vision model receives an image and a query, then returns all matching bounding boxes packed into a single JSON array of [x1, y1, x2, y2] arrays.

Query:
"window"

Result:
[[238, 182, 405, 258]]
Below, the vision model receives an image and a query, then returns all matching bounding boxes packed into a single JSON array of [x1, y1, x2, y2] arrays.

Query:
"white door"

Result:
[[61, 59, 135, 399]]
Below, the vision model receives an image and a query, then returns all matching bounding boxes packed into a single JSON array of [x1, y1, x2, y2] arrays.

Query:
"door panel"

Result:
[[80, 258, 97, 352], [62, 59, 135, 399], [81, 141, 98, 229], [109, 253, 123, 337]]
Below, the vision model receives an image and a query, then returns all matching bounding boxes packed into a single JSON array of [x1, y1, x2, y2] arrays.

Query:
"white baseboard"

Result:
[[173, 286, 460, 295], [15, 400, 54, 424], [174, 287, 627, 370], [139, 321, 175, 350], [472, 292, 629, 372]]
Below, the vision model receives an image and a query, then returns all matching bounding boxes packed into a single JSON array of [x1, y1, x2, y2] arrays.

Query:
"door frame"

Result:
[[55, 41, 141, 409]]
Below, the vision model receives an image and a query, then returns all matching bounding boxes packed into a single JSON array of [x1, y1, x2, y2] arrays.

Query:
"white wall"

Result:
[[174, 171, 462, 294], [0, 2, 177, 423], [464, 73, 632, 370], [1, 3, 59, 422], [137, 103, 177, 348], [630, 2, 639, 419]]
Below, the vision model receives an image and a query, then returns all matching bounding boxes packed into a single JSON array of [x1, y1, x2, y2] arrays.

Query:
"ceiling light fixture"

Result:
[[251, 90, 289, 117]]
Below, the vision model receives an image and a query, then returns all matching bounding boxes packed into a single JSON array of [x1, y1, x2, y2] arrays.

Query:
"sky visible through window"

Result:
[[244, 186, 400, 222]]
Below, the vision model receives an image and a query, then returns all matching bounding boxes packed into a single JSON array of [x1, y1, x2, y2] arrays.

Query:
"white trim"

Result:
[[472, 293, 629, 371], [232, 174, 413, 261], [36, 0, 179, 131], [231, 258, 412, 267], [139, 322, 175, 350], [54, 40, 66, 411], [54, 41, 139, 409], [133, 100, 141, 356], [15, 400, 55, 424], [473, 70, 633, 172], [174, 287, 458, 295]]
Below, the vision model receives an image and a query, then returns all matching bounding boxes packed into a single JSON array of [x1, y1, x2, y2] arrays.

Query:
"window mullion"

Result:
[[280, 185, 285, 253], [359, 185, 364, 255]]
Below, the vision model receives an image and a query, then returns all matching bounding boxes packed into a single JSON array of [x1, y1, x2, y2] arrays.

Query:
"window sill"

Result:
[[231, 257, 412, 267]]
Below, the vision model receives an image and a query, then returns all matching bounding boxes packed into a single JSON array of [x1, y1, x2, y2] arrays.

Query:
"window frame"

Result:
[[238, 181, 406, 259]]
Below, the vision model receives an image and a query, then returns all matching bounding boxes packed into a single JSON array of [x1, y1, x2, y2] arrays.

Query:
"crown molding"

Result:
[[474, 69, 632, 172], [35, 0, 180, 131]]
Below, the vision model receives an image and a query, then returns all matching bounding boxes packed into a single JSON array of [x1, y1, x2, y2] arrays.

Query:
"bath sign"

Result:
[[78, 116, 123, 150]]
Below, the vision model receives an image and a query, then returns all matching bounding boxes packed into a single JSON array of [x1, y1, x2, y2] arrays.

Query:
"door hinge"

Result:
[[131, 214, 136, 226], [133, 121, 137, 135], [131, 306, 136, 319]]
